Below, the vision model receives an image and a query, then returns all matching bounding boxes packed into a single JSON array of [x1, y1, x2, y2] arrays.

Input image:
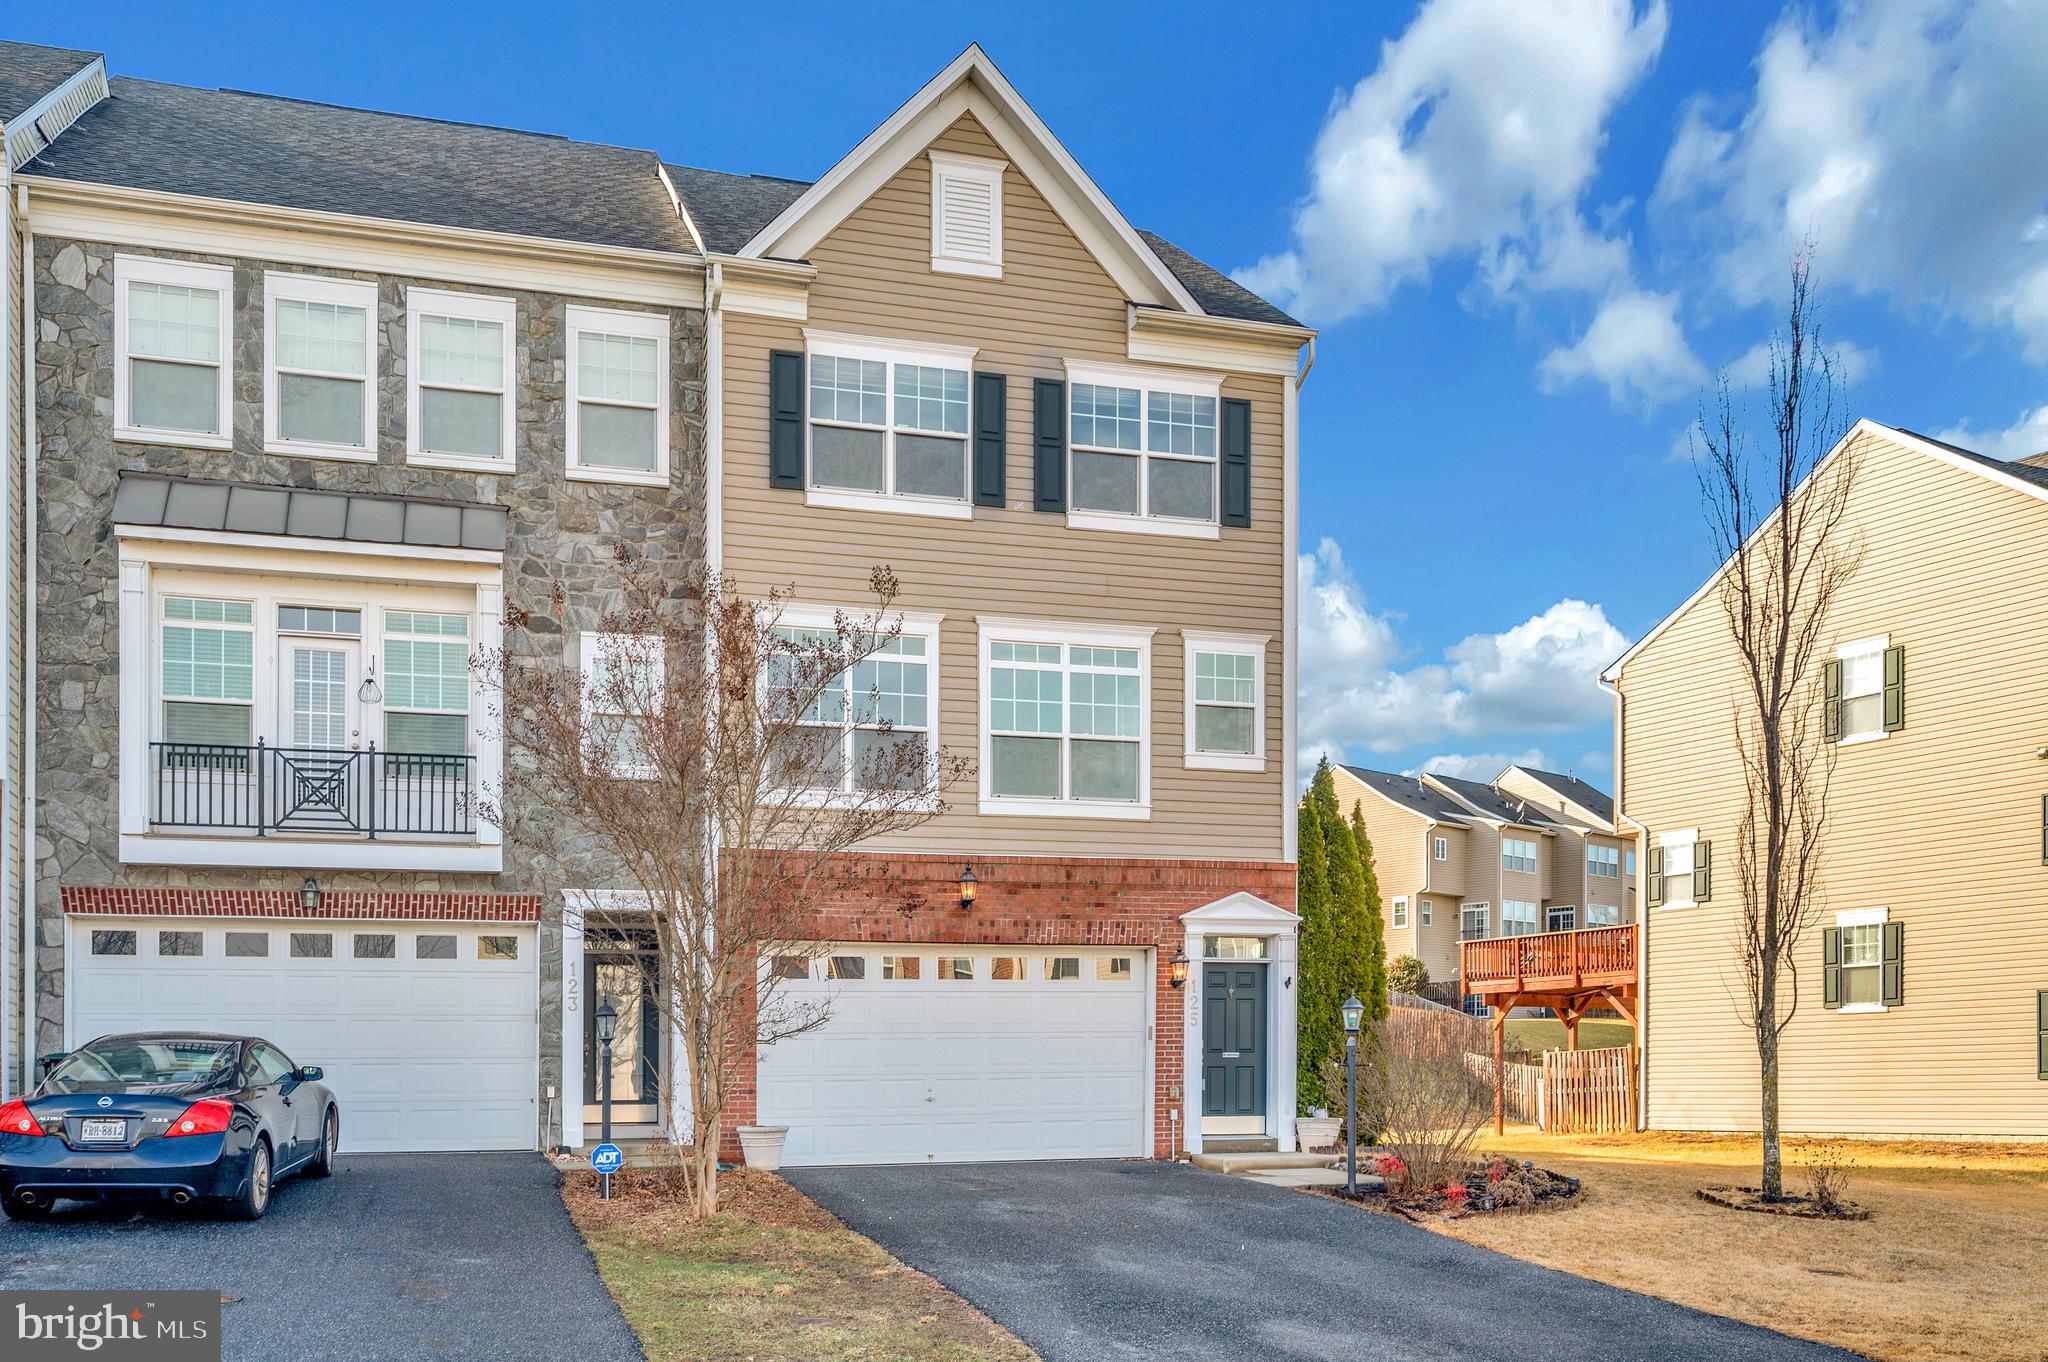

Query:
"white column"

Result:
[[1274, 931, 1299, 1152], [116, 555, 150, 835], [560, 905, 584, 1150], [1181, 929, 1203, 1156]]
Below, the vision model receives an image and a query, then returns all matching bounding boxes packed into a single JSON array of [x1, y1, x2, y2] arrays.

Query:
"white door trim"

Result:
[[1178, 892, 1300, 1157]]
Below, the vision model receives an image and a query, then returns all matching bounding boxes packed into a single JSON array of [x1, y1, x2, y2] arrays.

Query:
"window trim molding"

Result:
[[1392, 896, 1408, 929], [976, 615, 1155, 820], [262, 271, 380, 462], [928, 149, 1006, 278], [1419, 897, 1433, 926], [113, 253, 235, 451], [1835, 906, 1890, 1013], [405, 286, 517, 473], [1181, 628, 1268, 772], [579, 629, 666, 780], [772, 603, 945, 808], [1061, 358, 1226, 536], [1656, 827, 1700, 910], [565, 303, 671, 486], [1433, 834, 1449, 861], [1835, 633, 1893, 746], [800, 329, 980, 518]]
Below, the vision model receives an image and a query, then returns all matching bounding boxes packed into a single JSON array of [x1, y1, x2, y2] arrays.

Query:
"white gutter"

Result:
[[704, 262, 723, 576], [17, 183, 35, 1087], [1599, 674, 1648, 1131]]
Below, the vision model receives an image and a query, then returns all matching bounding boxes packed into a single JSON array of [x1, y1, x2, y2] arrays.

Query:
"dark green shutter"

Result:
[[2041, 795, 2048, 863], [1220, 397, 1252, 528], [1032, 378, 1066, 512], [1646, 846, 1663, 907], [1881, 921, 1904, 1007], [1882, 645, 1905, 733], [2036, 992, 2048, 1080], [972, 372, 1007, 507], [1694, 841, 1712, 902], [1822, 928, 1842, 1009], [1823, 659, 1842, 742], [769, 350, 804, 489]]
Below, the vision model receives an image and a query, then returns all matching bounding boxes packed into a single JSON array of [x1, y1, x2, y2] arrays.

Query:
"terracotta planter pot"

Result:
[[737, 1125, 789, 1171]]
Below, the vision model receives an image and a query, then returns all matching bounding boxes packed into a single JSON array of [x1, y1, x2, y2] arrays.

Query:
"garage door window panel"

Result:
[[225, 931, 270, 958], [477, 935, 519, 960], [291, 932, 333, 959], [354, 933, 395, 960], [158, 930, 203, 958]]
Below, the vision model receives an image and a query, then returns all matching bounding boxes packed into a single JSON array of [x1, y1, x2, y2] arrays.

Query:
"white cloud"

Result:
[[1722, 336, 1877, 390], [1932, 405, 2048, 462], [1537, 288, 1705, 407], [1296, 539, 1628, 771], [1235, 0, 1669, 324], [1406, 749, 1551, 782], [1654, 0, 2048, 360]]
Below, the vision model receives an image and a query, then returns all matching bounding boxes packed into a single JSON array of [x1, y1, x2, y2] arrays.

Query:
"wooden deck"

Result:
[[1460, 924, 1640, 1133]]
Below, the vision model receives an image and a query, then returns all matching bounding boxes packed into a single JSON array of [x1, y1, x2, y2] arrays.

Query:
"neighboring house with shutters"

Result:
[[0, 41, 1310, 1166], [1608, 419, 2048, 1137]]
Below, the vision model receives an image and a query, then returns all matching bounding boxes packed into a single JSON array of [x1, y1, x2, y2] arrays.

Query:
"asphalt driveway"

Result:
[[789, 1160, 1864, 1362], [0, 1152, 641, 1362]]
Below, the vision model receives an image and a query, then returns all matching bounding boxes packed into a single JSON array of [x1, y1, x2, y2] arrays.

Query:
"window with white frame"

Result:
[[1420, 898, 1433, 926], [982, 623, 1151, 815], [264, 273, 377, 458], [1660, 832, 1697, 906], [1502, 836, 1538, 874], [407, 289, 515, 469], [1546, 904, 1576, 933], [805, 333, 976, 509], [1837, 637, 1887, 741], [1066, 363, 1220, 529], [115, 256, 233, 446], [159, 596, 255, 748], [766, 610, 938, 796], [1392, 897, 1409, 928], [1837, 917, 1884, 1008], [1585, 903, 1621, 927], [929, 150, 1004, 277], [383, 612, 471, 755], [581, 633, 664, 777], [1502, 900, 1538, 936], [1625, 849, 1637, 877], [1461, 903, 1489, 940], [1183, 631, 1266, 770], [1588, 844, 1621, 878], [567, 306, 668, 482], [1433, 835, 1448, 861]]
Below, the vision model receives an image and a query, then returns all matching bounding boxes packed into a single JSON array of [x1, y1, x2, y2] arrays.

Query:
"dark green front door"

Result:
[[1202, 962, 1266, 1128]]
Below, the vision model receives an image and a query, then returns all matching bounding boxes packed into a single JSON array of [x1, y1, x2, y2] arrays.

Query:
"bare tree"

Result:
[[477, 549, 965, 1217], [1695, 250, 1858, 1199], [1348, 1008, 1491, 1194]]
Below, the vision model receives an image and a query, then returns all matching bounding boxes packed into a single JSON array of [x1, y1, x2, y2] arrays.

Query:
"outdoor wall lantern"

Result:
[[957, 865, 979, 910], [300, 877, 321, 913], [1168, 948, 1189, 989]]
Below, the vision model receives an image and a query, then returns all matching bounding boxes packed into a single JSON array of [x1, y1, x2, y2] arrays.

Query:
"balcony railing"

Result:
[[149, 741, 476, 839], [1459, 923, 1636, 996]]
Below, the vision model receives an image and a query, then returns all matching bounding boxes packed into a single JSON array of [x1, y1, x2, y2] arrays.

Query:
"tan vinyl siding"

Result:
[[1623, 427, 2048, 1137], [1585, 832, 1629, 916], [1330, 766, 1443, 972], [721, 114, 1287, 859], [1426, 823, 1468, 898]]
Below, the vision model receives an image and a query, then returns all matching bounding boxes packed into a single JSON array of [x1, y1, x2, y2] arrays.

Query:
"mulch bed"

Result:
[[1696, 1185, 1871, 1221], [1313, 1159, 1584, 1222]]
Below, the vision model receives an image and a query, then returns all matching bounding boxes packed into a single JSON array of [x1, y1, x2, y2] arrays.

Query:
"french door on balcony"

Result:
[[282, 639, 363, 751]]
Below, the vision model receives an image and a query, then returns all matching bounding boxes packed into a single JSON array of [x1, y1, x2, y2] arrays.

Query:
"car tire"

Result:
[[305, 1109, 338, 1178], [225, 1139, 272, 1220], [1, 1194, 52, 1221]]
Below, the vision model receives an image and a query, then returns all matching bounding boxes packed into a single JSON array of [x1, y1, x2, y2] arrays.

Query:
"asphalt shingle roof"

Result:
[[661, 162, 811, 256], [1506, 767, 1615, 824], [1425, 774, 1565, 830], [26, 77, 696, 255], [1340, 766, 1472, 824], [1137, 231, 1301, 327], [0, 38, 96, 125]]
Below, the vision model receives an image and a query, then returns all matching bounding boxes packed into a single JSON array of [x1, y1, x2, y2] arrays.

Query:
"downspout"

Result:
[[17, 183, 35, 1086], [704, 262, 723, 577], [1600, 673, 1646, 1131]]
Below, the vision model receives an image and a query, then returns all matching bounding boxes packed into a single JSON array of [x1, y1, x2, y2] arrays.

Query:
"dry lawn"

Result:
[[1433, 1126, 2048, 1362], [564, 1166, 1036, 1362]]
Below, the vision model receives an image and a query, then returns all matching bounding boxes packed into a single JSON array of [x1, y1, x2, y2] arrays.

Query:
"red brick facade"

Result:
[[60, 885, 544, 923], [719, 851, 1296, 1159]]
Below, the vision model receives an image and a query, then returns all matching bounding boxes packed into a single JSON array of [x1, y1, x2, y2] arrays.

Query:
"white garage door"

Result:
[[67, 918, 537, 1153], [758, 944, 1150, 1166]]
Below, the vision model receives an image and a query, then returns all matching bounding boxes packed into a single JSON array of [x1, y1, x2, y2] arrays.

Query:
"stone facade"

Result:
[[31, 235, 706, 1143]]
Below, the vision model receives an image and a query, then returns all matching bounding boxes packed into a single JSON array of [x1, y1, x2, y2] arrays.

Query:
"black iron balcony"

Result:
[[149, 741, 476, 839]]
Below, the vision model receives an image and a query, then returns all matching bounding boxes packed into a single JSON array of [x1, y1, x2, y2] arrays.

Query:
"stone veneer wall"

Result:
[[31, 235, 706, 1142]]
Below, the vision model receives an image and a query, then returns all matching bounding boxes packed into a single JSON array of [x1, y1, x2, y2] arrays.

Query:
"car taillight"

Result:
[[0, 1099, 47, 1137], [163, 1099, 233, 1138]]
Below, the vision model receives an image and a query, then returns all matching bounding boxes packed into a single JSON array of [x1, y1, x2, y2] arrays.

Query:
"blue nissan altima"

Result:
[[0, 1032, 339, 1220]]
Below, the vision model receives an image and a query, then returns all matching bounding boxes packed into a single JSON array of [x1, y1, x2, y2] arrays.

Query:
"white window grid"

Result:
[[580, 632, 665, 778], [766, 607, 942, 801], [114, 255, 234, 450], [566, 305, 669, 486], [1064, 361, 1223, 531], [1433, 835, 1449, 861], [1501, 900, 1539, 936], [1502, 836, 1538, 874], [1660, 831, 1699, 907], [1837, 635, 1889, 742], [803, 332, 978, 515], [1461, 903, 1490, 940], [406, 288, 517, 471], [263, 272, 378, 461], [978, 618, 1154, 819], [382, 611, 472, 754], [1588, 844, 1621, 878], [1420, 899, 1433, 926], [1182, 631, 1267, 772], [1392, 897, 1408, 929]]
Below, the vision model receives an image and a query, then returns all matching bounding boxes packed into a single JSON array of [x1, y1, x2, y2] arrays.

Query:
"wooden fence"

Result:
[[1540, 1045, 1636, 1133], [1465, 1054, 1543, 1123]]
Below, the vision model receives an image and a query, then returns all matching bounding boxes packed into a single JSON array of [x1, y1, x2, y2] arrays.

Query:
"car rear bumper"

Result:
[[0, 1133, 255, 1201]]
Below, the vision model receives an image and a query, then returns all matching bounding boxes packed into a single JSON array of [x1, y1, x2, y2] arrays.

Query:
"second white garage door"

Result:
[[67, 917, 538, 1153], [758, 944, 1150, 1166]]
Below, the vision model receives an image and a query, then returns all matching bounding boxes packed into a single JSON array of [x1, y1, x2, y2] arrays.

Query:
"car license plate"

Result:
[[80, 1118, 126, 1142]]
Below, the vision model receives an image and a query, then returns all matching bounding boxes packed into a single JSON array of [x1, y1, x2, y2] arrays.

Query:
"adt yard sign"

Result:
[[591, 1143, 623, 1174]]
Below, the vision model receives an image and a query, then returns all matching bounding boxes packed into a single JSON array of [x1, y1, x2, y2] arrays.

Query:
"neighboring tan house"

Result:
[[1333, 764, 1634, 1007], [1608, 419, 2048, 1140], [0, 40, 1310, 1165]]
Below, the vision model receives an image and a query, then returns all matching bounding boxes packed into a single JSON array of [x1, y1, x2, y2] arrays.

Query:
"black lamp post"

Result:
[[1341, 993, 1365, 1196], [594, 997, 618, 1201]]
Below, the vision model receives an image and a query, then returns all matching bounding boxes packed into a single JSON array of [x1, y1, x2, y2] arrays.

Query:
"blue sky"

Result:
[[17, 1, 2048, 792]]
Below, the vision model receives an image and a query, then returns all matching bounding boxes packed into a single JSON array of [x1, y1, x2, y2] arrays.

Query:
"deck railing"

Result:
[[1459, 923, 1636, 994], [149, 741, 476, 839]]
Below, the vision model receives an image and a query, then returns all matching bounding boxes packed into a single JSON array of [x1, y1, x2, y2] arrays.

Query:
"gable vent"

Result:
[[930, 150, 1005, 279]]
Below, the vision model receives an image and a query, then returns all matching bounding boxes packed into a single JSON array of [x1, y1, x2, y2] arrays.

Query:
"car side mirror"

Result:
[[296, 1066, 323, 1082]]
